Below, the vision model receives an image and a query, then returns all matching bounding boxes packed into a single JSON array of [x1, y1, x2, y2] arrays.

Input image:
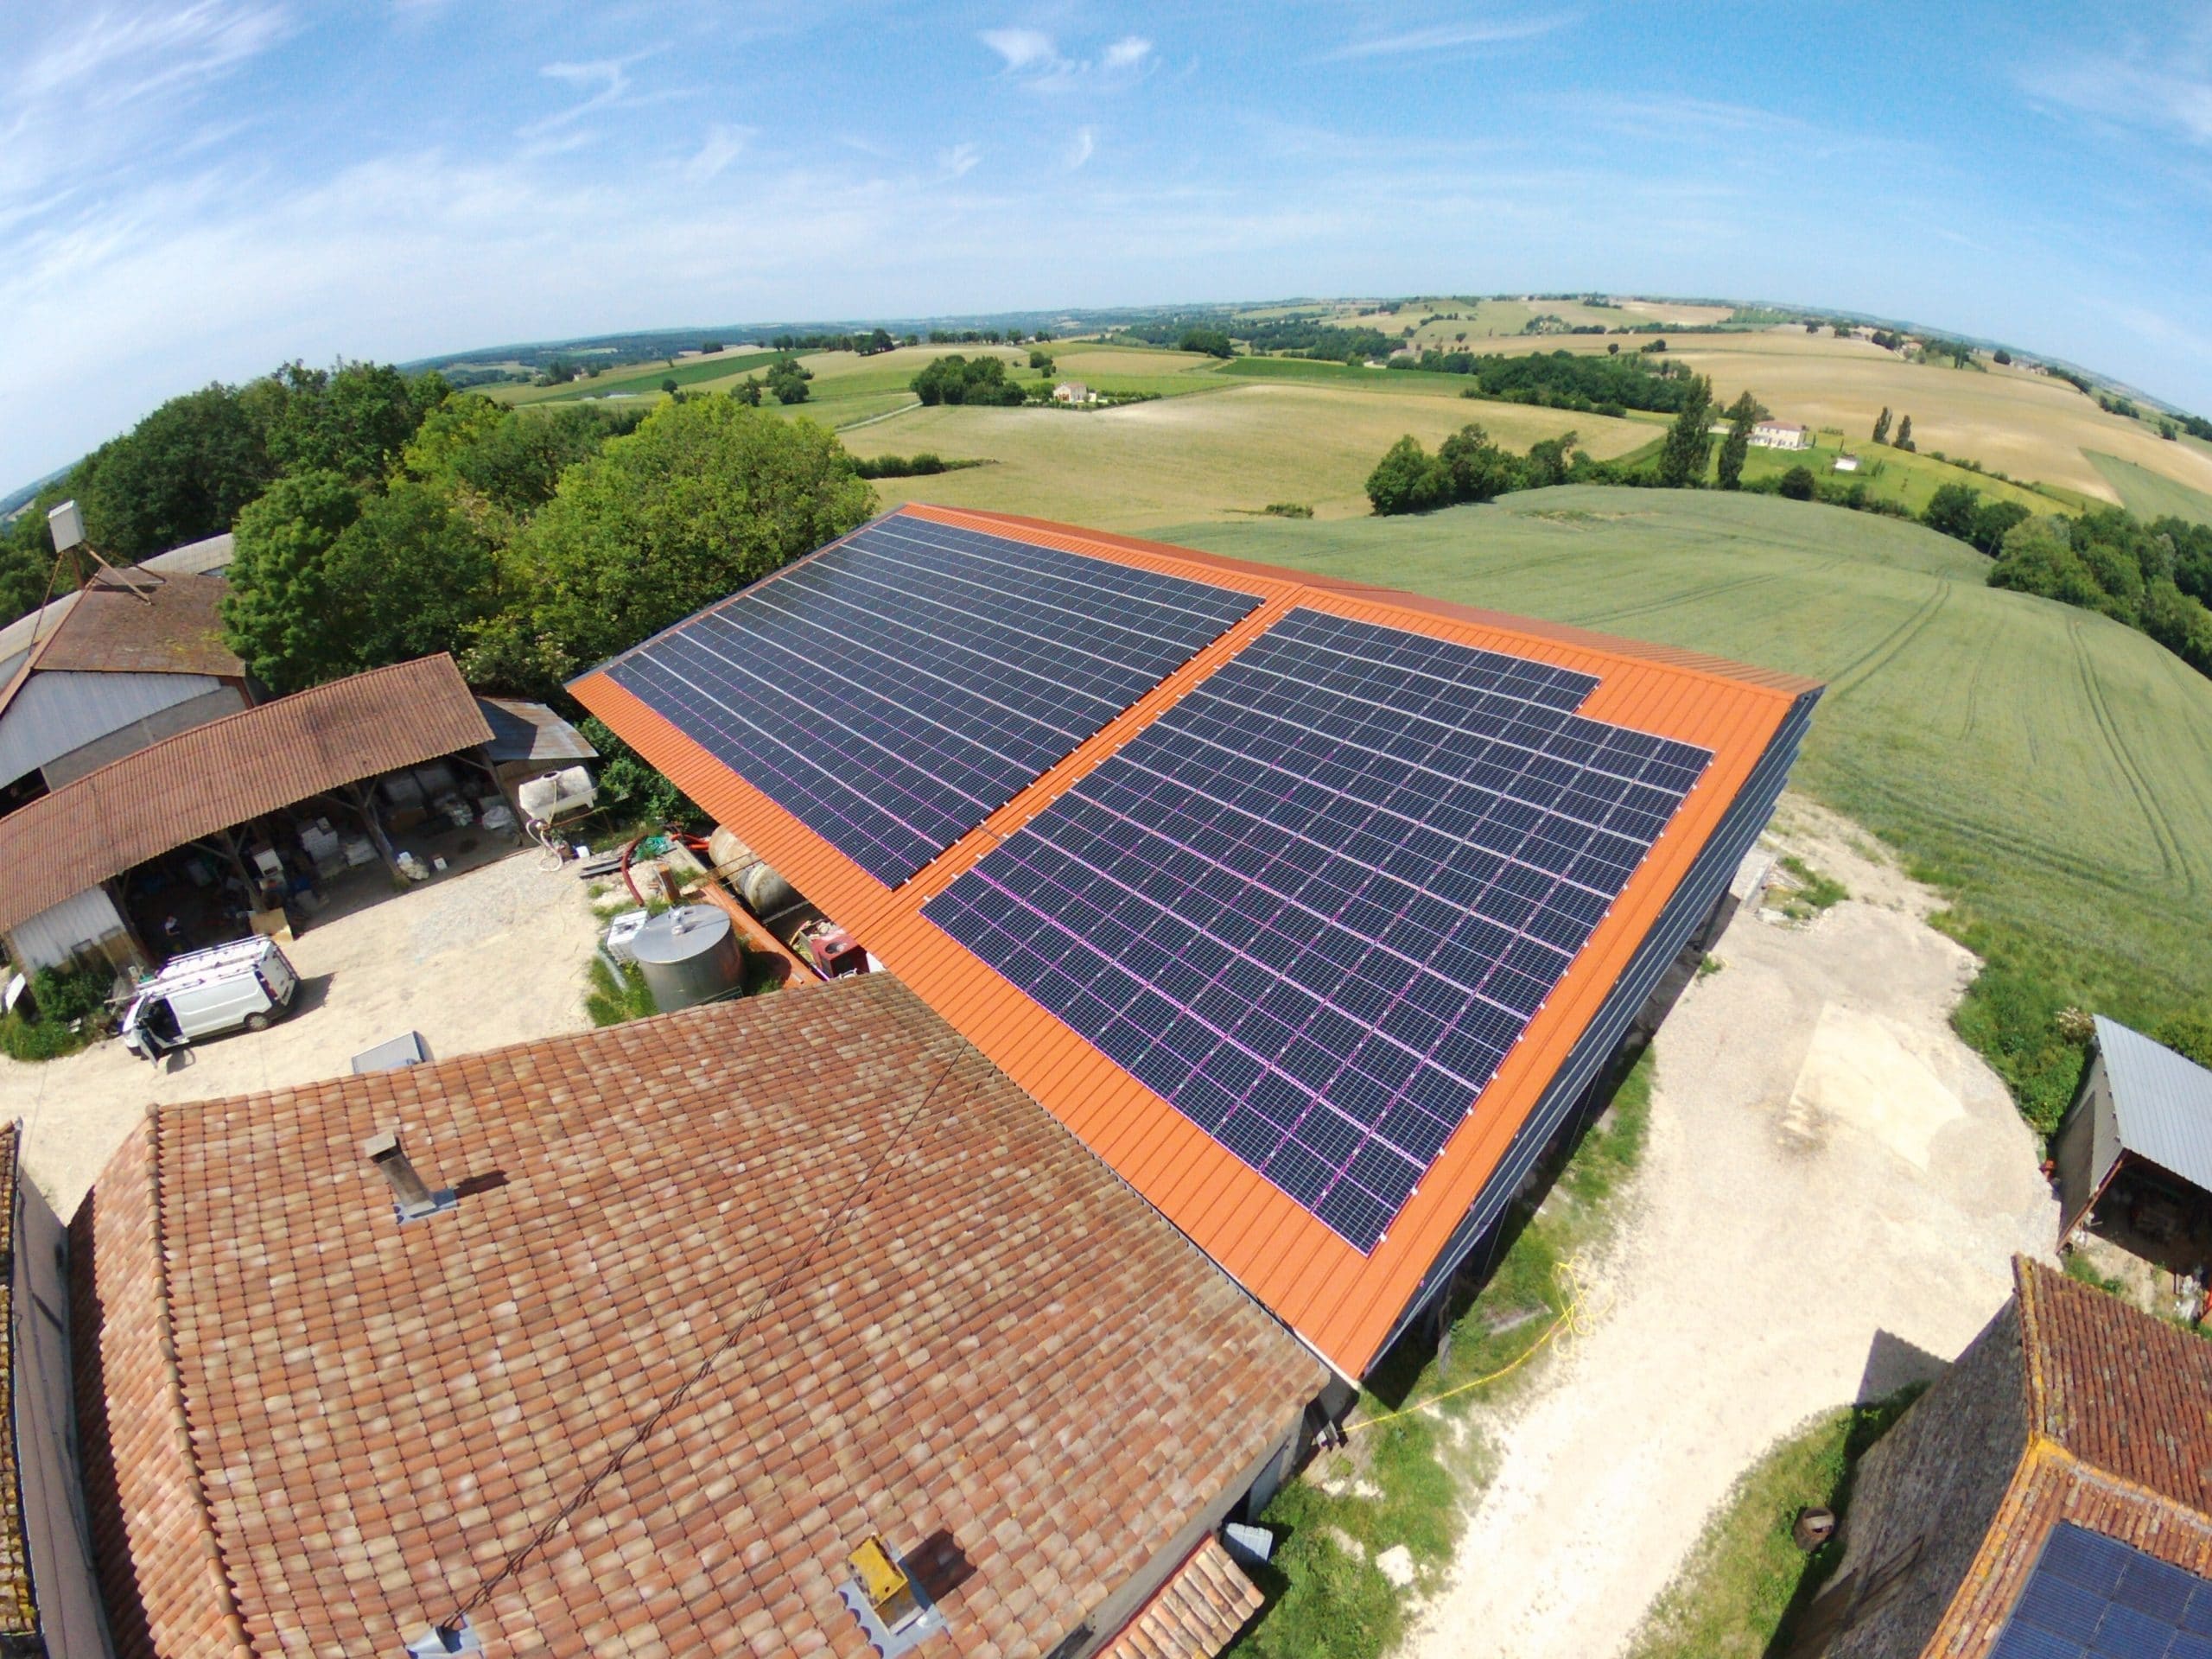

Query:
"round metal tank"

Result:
[[628, 905, 744, 1011], [739, 861, 798, 918], [707, 827, 749, 872]]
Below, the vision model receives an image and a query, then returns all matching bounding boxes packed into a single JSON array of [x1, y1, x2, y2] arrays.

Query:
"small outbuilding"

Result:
[[1052, 380, 1096, 404], [2053, 1016, 2212, 1274]]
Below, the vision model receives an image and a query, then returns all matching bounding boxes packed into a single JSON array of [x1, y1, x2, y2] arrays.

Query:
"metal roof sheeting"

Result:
[[574, 504, 1824, 1377], [2093, 1015, 2212, 1195], [0, 655, 490, 935], [0, 671, 226, 791], [474, 696, 599, 766]]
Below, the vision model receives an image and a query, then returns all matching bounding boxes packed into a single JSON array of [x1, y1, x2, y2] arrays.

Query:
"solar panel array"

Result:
[[606, 517, 1260, 885], [926, 608, 1710, 1251], [1992, 1524, 2212, 1659]]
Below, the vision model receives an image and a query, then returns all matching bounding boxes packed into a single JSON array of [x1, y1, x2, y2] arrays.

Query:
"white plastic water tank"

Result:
[[518, 766, 596, 825]]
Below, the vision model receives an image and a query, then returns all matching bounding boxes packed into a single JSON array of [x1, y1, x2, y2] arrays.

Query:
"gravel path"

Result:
[[0, 850, 600, 1219], [1403, 798, 2057, 1659]]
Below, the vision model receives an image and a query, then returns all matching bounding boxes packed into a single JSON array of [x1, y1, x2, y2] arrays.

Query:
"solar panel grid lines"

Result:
[[605, 516, 1263, 885], [925, 607, 1713, 1252], [1989, 1524, 2212, 1659]]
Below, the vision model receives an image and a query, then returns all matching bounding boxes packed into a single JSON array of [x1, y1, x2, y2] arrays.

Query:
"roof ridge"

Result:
[[143, 1117, 255, 1657], [2015, 1253, 2050, 1440]]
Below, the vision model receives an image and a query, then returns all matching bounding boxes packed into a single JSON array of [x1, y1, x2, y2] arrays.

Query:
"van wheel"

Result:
[[245, 1011, 271, 1033]]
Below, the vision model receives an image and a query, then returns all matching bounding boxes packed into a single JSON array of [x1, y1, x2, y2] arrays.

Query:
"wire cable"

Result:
[[443, 1040, 974, 1627]]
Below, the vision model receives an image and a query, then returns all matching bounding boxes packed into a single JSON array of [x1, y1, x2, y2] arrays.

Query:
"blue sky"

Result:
[[3, 1, 2209, 490]]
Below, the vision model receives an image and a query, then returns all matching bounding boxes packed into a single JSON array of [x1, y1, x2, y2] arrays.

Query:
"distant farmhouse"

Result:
[[1751, 421, 1813, 451], [1052, 381, 1096, 404], [1788, 1258, 2212, 1659]]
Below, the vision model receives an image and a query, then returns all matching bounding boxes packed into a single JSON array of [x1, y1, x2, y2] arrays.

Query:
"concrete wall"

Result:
[[10, 1166, 118, 1658], [1804, 1302, 2029, 1659]]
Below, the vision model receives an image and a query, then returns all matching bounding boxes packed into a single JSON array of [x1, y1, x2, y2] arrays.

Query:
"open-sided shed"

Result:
[[2054, 1016, 2212, 1262]]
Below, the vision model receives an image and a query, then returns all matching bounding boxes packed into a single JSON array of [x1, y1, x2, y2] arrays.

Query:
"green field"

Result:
[[2089, 451, 2212, 526], [1726, 430, 2075, 516], [1162, 488, 2212, 1126], [505, 347, 781, 404]]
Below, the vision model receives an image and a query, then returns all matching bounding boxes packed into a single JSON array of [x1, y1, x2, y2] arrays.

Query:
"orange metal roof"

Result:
[[573, 504, 1819, 1376]]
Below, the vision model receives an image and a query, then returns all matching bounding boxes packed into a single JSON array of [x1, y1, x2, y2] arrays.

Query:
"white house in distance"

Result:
[[1052, 381, 1096, 404], [1834, 454, 1862, 473], [1751, 421, 1813, 451]]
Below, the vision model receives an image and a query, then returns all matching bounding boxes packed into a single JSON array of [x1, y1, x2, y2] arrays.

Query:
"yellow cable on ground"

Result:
[[1345, 1257, 1605, 1433]]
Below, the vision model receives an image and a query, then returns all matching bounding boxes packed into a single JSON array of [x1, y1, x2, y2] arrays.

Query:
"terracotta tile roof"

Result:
[[1098, 1537, 1262, 1659], [2018, 1255, 2212, 1512], [0, 1122, 34, 1640], [29, 568, 240, 679], [0, 654, 491, 935], [70, 975, 1324, 1658], [572, 503, 1821, 1376]]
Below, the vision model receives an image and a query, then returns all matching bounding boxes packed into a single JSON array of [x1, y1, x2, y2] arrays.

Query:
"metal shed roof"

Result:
[[2093, 1016, 2212, 1196]]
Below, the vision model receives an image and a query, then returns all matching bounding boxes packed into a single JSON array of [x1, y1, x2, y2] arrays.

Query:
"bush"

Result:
[[1177, 327, 1235, 359], [576, 715, 709, 831], [910, 355, 1026, 407], [1365, 435, 1454, 515], [1777, 466, 1816, 500]]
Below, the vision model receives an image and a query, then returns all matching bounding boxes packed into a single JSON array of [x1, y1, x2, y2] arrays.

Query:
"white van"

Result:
[[121, 937, 300, 1061]]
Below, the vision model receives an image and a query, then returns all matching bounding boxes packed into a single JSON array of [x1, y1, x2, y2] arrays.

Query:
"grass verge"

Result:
[[1235, 1051, 1655, 1659], [1624, 1388, 1924, 1659], [1776, 855, 1848, 919], [584, 957, 658, 1026]]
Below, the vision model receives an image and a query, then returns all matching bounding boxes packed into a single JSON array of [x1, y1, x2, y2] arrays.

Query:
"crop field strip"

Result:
[[605, 515, 1259, 883], [926, 607, 1707, 1250]]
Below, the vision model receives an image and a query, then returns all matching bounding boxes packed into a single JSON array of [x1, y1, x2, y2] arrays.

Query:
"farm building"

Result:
[[1052, 380, 1096, 404], [0, 655, 587, 975], [1785, 1257, 2212, 1659], [1751, 421, 1813, 450], [0, 558, 251, 820], [2052, 1017, 2212, 1291], [574, 504, 1822, 1378], [1834, 454, 1862, 473], [60, 976, 1325, 1658]]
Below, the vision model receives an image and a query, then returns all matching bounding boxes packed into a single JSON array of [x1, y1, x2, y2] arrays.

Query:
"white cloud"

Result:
[[1102, 36, 1152, 71], [687, 124, 750, 182], [2022, 52, 2212, 147], [14, 2, 290, 108], [980, 28, 1058, 73], [527, 57, 633, 137], [1066, 126, 1096, 169], [1325, 13, 1575, 61], [938, 142, 982, 178]]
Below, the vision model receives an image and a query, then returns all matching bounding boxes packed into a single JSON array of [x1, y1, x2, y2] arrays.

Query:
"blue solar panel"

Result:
[[924, 607, 1711, 1251], [1990, 1525, 2212, 1659], [606, 516, 1261, 885]]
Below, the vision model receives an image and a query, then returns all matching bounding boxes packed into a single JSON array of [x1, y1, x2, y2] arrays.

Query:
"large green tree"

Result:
[[1365, 435, 1453, 515], [1715, 391, 1758, 491], [74, 384, 279, 560], [220, 469, 365, 690], [263, 360, 448, 480], [318, 482, 501, 672], [1655, 374, 1716, 488], [467, 398, 876, 694]]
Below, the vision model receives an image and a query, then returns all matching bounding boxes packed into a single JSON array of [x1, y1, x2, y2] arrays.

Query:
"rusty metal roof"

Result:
[[573, 504, 1821, 1377], [0, 655, 489, 933]]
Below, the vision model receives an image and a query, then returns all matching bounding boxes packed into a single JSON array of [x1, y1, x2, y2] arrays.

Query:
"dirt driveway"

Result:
[[0, 850, 600, 1219], [1405, 798, 2058, 1659]]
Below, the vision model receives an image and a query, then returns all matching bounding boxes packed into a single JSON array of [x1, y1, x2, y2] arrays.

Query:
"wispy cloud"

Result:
[[686, 124, 750, 182], [938, 142, 982, 178], [525, 57, 634, 138], [1066, 126, 1096, 169], [2021, 44, 2212, 147], [14, 1, 290, 108], [978, 27, 1154, 91], [1324, 12, 1575, 61]]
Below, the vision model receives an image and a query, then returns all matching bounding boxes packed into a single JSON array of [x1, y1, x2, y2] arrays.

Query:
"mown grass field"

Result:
[[496, 346, 780, 405], [1372, 328, 2212, 508], [1158, 488, 2212, 1126], [842, 387, 1652, 528], [2089, 451, 2212, 526], [1726, 429, 2075, 515]]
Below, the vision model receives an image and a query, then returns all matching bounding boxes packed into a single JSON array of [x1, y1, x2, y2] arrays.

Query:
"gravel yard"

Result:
[[1404, 798, 2058, 1659], [0, 850, 600, 1218]]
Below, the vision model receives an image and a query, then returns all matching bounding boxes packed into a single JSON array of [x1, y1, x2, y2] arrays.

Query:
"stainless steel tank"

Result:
[[628, 905, 744, 1011]]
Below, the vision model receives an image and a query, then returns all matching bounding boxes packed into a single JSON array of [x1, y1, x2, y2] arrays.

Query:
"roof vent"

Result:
[[402, 1617, 481, 1656], [364, 1130, 458, 1223]]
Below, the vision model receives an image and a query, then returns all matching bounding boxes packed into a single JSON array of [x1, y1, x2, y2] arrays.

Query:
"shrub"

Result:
[[1778, 466, 1817, 501], [1365, 435, 1453, 515]]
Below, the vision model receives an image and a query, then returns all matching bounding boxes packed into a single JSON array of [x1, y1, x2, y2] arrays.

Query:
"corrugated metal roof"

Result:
[[2092, 1016, 2212, 1195], [0, 655, 490, 935], [573, 504, 1822, 1376], [474, 696, 599, 766]]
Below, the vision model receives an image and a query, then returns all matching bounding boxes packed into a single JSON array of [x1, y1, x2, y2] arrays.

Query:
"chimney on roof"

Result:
[[364, 1130, 457, 1222]]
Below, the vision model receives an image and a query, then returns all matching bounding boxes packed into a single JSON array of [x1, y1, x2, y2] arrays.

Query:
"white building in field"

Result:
[[1751, 421, 1812, 451], [1052, 381, 1096, 404], [1834, 454, 1862, 473]]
